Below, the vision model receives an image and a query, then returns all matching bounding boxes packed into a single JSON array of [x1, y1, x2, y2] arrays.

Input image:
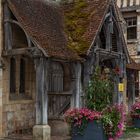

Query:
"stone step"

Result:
[[51, 136, 71, 140], [49, 120, 70, 136]]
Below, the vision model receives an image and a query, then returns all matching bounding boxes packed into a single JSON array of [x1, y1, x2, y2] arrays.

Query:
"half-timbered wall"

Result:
[[117, 0, 140, 57], [117, 0, 140, 99], [85, 5, 127, 104], [117, 0, 140, 8], [1, 3, 36, 136]]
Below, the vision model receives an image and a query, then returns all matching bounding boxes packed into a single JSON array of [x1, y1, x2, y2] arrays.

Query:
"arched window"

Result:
[[10, 58, 16, 93], [48, 62, 64, 92], [19, 59, 26, 94]]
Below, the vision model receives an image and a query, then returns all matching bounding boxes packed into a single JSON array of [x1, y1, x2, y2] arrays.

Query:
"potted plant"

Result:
[[64, 108, 107, 140], [102, 104, 126, 140], [131, 102, 140, 128]]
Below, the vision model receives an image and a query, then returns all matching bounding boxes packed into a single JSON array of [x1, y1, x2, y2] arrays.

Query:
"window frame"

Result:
[[125, 17, 137, 40], [10, 57, 16, 94]]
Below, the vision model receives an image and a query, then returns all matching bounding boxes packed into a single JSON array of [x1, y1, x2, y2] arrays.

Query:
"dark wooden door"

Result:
[[48, 92, 71, 119]]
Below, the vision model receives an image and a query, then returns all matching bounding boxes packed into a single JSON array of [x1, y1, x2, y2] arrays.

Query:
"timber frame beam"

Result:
[[95, 48, 124, 58], [2, 47, 43, 58]]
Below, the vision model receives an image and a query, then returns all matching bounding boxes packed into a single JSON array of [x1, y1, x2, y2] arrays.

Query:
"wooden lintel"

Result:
[[2, 47, 43, 57], [96, 48, 123, 58], [48, 91, 72, 96], [2, 48, 31, 56]]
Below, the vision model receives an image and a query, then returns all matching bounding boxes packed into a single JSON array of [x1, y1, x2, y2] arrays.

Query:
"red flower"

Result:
[[114, 66, 121, 75]]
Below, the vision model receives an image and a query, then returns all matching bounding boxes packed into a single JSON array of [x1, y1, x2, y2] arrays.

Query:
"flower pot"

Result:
[[133, 118, 140, 128], [72, 120, 107, 140]]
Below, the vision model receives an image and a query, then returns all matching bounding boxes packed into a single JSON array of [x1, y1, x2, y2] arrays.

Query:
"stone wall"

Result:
[[0, 69, 2, 136], [0, 0, 3, 137], [127, 43, 137, 56], [2, 57, 36, 137], [2, 101, 35, 136]]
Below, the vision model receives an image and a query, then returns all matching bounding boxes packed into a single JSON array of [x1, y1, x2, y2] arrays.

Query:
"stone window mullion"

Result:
[[16, 57, 20, 96]]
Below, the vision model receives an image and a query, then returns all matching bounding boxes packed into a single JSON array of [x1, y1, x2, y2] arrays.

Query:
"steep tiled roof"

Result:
[[7, 0, 80, 61], [127, 59, 140, 71], [7, 0, 111, 59], [62, 0, 110, 55]]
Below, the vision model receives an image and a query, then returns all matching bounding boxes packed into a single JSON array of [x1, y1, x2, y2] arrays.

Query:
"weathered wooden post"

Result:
[[71, 62, 82, 108], [122, 59, 127, 106], [75, 63, 82, 108], [128, 71, 135, 111], [33, 57, 50, 140], [118, 57, 124, 104], [4, 2, 12, 50]]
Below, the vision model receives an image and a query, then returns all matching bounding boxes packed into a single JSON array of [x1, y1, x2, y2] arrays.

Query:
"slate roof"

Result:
[[7, 0, 80, 61], [7, 0, 124, 59]]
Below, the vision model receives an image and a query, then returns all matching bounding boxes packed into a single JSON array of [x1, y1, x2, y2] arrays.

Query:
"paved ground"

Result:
[[0, 133, 140, 140], [119, 132, 140, 140], [0, 135, 71, 140]]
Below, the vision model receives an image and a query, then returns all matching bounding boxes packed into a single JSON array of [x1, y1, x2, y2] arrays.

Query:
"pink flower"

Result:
[[131, 102, 140, 118], [64, 108, 101, 127], [118, 123, 123, 129]]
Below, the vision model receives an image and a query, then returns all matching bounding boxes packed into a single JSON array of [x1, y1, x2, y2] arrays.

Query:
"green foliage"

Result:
[[102, 108, 120, 136], [86, 67, 113, 111], [101, 105, 125, 139]]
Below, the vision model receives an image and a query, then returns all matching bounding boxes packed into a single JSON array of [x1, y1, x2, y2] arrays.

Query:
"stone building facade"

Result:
[[0, 0, 132, 140], [117, 0, 140, 104], [117, 0, 140, 60]]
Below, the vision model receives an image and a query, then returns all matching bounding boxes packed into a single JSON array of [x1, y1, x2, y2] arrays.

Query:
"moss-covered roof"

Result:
[[7, 0, 111, 59], [7, 0, 81, 61], [62, 0, 110, 55]]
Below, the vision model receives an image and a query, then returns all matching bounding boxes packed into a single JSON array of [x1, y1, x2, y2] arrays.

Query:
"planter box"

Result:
[[133, 118, 140, 128], [72, 120, 107, 140]]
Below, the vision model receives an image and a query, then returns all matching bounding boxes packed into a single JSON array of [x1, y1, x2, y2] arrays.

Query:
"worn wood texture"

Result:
[[70, 63, 82, 108], [48, 93, 71, 119], [34, 58, 48, 125], [4, 3, 12, 50], [127, 70, 135, 111]]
